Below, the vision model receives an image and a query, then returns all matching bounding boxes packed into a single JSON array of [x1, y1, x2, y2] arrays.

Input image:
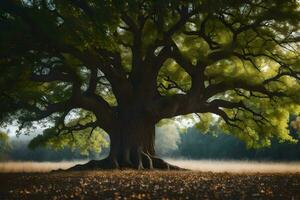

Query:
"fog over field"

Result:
[[1, 123, 300, 174], [0, 161, 81, 173], [167, 160, 300, 173], [1, 160, 300, 173]]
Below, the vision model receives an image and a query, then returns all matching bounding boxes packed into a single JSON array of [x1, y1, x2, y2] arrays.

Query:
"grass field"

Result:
[[1, 160, 300, 173], [0, 160, 299, 199]]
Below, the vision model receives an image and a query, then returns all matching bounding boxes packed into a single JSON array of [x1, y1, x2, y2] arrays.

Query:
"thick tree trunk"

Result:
[[67, 117, 182, 171]]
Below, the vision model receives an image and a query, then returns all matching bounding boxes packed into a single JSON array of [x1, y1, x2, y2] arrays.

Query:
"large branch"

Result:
[[30, 70, 73, 83], [57, 46, 131, 101], [204, 81, 285, 99], [24, 63, 114, 133], [207, 107, 243, 130], [183, 14, 221, 50], [160, 3, 208, 41], [29, 70, 114, 131], [3, 1, 131, 107], [150, 94, 193, 121], [24, 91, 114, 134], [209, 99, 267, 120], [23, 100, 72, 122], [30, 62, 78, 83], [208, 98, 270, 128], [233, 51, 300, 84], [126, 4, 212, 100]]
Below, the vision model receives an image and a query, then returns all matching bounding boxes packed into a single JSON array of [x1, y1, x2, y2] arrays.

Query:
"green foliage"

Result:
[[29, 109, 109, 155], [0, 131, 10, 160], [0, 131, 10, 150], [291, 117, 300, 134], [157, 59, 192, 95], [194, 113, 214, 133], [29, 127, 109, 156], [1, 0, 300, 151]]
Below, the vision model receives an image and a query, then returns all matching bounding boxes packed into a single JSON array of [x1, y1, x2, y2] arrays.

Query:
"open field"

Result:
[[0, 170, 299, 199], [0, 161, 85, 173], [167, 159, 300, 174], [1, 160, 300, 173], [0, 161, 299, 199]]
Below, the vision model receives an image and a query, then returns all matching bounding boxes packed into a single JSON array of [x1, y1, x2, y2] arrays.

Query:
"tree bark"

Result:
[[67, 116, 181, 171]]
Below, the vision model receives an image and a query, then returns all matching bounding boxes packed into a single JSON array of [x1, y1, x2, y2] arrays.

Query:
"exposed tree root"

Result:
[[65, 154, 184, 171], [67, 158, 116, 171]]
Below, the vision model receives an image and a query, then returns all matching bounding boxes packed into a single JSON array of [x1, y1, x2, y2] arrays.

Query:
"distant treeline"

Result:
[[176, 127, 300, 161], [0, 139, 108, 161], [1, 127, 300, 161]]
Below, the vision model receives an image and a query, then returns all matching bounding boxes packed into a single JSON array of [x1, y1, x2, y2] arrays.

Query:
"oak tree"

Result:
[[1, 0, 300, 169]]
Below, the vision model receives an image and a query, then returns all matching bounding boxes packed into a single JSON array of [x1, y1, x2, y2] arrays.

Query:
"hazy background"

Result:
[[1, 124, 300, 162]]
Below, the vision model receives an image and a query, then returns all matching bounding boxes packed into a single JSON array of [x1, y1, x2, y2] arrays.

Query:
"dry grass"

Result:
[[0, 161, 85, 173], [167, 159, 300, 174], [0, 160, 300, 173]]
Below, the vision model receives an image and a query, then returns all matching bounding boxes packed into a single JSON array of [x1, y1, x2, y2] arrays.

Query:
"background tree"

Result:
[[0, 131, 10, 160], [0, 0, 300, 169], [178, 122, 300, 160]]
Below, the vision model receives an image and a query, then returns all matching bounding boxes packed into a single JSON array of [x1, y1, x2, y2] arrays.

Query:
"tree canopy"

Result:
[[1, 0, 300, 169]]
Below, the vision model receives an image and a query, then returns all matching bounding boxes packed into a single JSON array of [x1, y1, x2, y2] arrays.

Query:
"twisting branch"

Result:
[[233, 52, 261, 71], [263, 69, 300, 84], [14, 99, 72, 124], [30, 66, 75, 83], [183, 14, 221, 50], [158, 76, 187, 94], [86, 67, 98, 95], [2, 0, 130, 108], [209, 99, 269, 124], [169, 41, 195, 75], [57, 121, 99, 136], [204, 81, 286, 100], [209, 107, 243, 130]]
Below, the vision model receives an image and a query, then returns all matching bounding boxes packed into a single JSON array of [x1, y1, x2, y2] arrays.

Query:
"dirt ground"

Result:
[[0, 170, 299, 199]]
